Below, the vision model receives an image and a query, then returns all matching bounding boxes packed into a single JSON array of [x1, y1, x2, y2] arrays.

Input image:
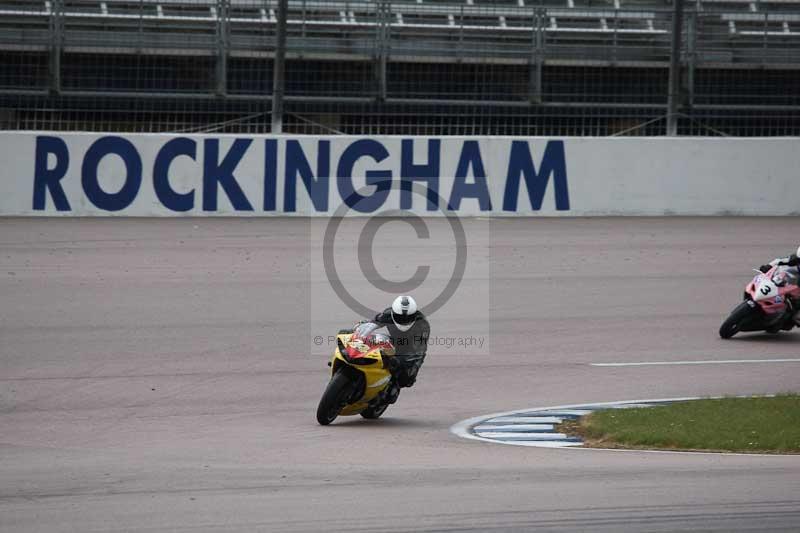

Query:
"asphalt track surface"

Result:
[[2, 217, 799, 532]]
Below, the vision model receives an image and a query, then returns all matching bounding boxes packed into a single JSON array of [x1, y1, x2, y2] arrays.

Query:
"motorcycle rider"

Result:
[[759, 246, 800, 273], [373, 295, 430, 394], [758, 246, 800, 329]]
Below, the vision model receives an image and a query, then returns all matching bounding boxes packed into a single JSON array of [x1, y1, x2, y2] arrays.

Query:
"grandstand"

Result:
[[1, 0, 798, 134]]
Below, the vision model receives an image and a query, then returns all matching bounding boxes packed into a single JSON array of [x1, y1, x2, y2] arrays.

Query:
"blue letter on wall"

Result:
[[153, 137, 196, 212], [448, 140, 492, 211], [337, 140, 391, 213], [33, 136, 71, 211], [263, 139, 278, 211], [203, 139, 254, 212], [401, 139, 440, 210], [284, 140, 330, 212], [81, 136, 142, 212], [503, 140, 569, 212]]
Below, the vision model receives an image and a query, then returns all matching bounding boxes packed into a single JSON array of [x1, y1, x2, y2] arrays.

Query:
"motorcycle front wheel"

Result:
[[316, 371, 354, 425], [360, 402, 389, 420], [719, 302, 759, 339]]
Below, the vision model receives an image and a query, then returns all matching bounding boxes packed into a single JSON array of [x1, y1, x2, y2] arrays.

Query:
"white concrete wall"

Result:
[[2, 132, 798, 216]]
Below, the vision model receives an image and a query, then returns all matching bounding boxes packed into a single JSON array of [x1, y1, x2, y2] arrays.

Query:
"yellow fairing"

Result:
[[331, 333, 394, 416]]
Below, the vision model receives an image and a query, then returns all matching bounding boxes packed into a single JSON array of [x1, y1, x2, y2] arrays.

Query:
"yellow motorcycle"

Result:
[[316, 322, 397, 425]]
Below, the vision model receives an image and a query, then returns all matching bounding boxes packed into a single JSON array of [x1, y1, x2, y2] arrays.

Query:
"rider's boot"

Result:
[[384, 380, 400, 404], [787, 299, 800, 328]]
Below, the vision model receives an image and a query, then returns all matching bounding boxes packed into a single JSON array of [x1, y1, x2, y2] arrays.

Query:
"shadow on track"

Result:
[[329, 417, 441, 429], [725, 333, 800, 343]]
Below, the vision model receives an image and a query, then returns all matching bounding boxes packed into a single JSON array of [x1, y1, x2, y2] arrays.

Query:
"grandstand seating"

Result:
[[0, 0, 798, 65], [0, 0, 797, 111], [1, 0, 798, 136]]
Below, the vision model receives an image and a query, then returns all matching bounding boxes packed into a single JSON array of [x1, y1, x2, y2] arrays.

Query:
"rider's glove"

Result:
[[770, 255, 800, 268], [759, 264, 772, 273], [381, 351, 399, 373], [374, 310, 392, 325]]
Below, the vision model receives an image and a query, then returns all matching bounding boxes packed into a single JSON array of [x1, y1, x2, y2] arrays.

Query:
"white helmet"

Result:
[[391, 295, 418, 332]]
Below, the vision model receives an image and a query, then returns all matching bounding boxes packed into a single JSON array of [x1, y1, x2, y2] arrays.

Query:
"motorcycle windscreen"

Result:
[[772, 266, 799, 287], [350, 322, 394, 356]]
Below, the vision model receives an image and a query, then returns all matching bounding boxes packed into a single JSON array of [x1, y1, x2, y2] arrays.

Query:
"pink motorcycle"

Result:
[[719, 263, 800, 338]]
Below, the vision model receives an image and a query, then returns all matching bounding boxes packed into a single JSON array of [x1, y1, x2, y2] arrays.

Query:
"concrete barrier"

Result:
[[2, 132, 798, 216]]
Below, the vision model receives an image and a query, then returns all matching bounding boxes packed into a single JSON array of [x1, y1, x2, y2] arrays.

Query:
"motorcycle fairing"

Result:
[[329, 322, 396, 416]]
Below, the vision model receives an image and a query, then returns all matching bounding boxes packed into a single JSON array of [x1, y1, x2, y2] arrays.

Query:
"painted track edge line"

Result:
[[592, 358, 800, 367], [450, 396, 704, 447], [450, 395, 800, 456]]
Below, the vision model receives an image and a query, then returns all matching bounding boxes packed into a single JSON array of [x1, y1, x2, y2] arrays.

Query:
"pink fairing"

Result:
[[746, 265, 800, 315]]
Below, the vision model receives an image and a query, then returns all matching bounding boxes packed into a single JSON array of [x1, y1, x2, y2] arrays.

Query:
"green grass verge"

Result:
[[559, 395, 800, 453]]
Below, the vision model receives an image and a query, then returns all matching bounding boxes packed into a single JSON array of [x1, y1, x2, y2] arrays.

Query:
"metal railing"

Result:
[[1, 0, 799, 135]]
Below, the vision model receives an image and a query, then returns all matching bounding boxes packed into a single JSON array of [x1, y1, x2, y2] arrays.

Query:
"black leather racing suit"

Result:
[[374, 308, 430, 388], [759, 254, 800, 328]]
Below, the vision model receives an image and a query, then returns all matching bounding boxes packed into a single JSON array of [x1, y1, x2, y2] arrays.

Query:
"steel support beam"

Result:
[[49, 0, 62, 94], [215, 0, 229, 97], [375, 0, 388, 101], [686, 10, 696, 108], [271, 0, 288, 133], [667, 0, 685, 136], [530, 9, 543, 104]]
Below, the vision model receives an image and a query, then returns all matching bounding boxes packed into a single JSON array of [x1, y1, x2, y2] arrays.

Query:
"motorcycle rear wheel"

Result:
[[719, 302, 758, 339], [316, 371, 354, 425]]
